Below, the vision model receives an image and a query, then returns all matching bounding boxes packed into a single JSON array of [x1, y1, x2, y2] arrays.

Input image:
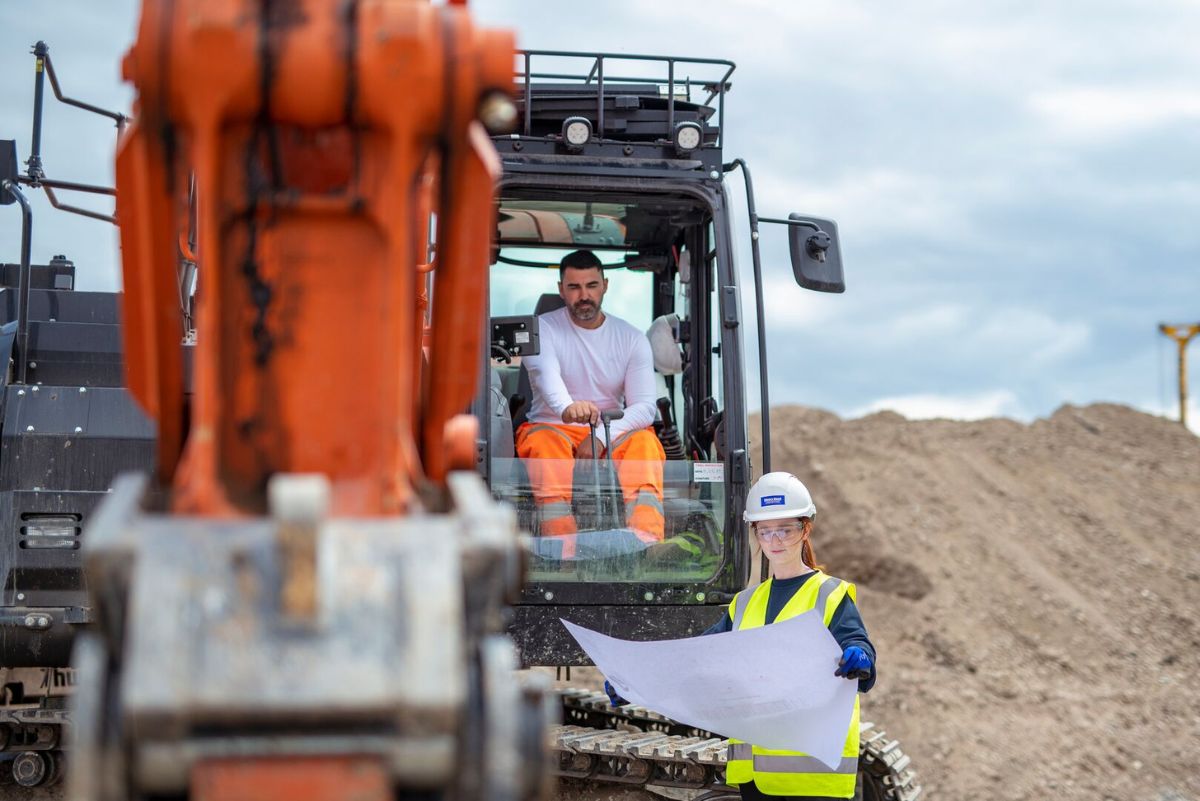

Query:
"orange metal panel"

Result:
[[191, 757, 392, 801], [114, 119, 186, 483]]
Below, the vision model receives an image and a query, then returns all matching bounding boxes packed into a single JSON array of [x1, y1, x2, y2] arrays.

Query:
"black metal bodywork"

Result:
[[0, 60, 140, 679], [0, 261, 154, 668], [0, 44, 146, 687], [1, 134, 151, 766]]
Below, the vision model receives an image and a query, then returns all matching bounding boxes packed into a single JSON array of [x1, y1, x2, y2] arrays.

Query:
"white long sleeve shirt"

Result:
[[523, 306, 657, 443]]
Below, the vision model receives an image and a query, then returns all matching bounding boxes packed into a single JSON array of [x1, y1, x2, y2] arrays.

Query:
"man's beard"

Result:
[[570, 300, 599, 322]]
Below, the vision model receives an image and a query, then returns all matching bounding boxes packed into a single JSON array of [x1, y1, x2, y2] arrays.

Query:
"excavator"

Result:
[[0, 2, 920, 799]]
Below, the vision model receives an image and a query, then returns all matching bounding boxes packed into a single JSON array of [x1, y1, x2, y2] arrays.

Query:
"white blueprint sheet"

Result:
[[563, 610, 857, 769]]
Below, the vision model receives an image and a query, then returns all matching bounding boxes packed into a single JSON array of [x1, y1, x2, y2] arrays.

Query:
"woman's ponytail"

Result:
[[801, 519, 825, 572]]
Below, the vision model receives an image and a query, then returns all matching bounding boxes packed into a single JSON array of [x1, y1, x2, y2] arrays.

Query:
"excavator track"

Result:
[[554, 689, 921, 800]]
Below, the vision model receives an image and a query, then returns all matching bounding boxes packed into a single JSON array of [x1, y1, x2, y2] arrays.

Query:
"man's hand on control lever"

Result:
[[562, 401, 600, 425]]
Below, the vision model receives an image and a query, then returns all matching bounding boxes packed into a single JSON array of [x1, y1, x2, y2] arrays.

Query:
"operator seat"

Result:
[[490, 296, 563, 465], [511, 293, 565, 429], [533, 293, 567, 317]]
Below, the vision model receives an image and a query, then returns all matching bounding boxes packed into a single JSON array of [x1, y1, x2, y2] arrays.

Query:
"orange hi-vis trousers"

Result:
[[515, 422, 665, 556]]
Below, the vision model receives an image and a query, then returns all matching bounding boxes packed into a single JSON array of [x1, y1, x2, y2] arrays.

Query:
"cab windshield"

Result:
[[484, 191, 731, 585]]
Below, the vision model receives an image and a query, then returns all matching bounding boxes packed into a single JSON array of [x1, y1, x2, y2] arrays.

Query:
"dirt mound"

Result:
[[757, 402, 1200, 801]]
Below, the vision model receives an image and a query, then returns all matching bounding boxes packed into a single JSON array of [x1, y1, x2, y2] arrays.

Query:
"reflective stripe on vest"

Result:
[[540, 500, 573, 520], [727, 744, 857, 775], [625, 489, 664, 516], [725, 571, 860, 797], [757, 755, 856, 775], [609, 428, 639, 451], [521, 423, 576, 447], [729, 586, 753, 630]]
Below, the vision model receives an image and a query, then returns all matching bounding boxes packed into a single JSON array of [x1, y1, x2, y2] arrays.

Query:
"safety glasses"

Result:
[[754, 524, 804, 542]]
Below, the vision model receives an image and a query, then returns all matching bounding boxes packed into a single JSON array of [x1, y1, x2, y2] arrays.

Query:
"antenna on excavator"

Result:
[[1158, 322, 1200, 429]]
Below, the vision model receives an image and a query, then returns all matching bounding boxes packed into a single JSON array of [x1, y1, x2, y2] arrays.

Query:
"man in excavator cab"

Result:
[[488, 221, 718, 583], [516, 248, 667, 558]]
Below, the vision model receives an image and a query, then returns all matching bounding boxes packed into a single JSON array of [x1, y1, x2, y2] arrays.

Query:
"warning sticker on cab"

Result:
[[693, 462, 725, 483]]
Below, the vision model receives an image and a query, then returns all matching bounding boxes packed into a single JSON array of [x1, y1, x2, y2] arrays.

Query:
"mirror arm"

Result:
[[722, 158, 771, 473], [759, 217, 831, 262], [759, 216, 817, 229]]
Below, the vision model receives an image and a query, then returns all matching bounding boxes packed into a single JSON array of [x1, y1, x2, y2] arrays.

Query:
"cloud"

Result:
[[884, 304, 970, 342], [1030, 87, 1200, 141], [754, 168, 981, 246], [852, 390, 1026, 422], [967, 309, 1092, 367], [758, 282, 839, 331], [823, 303, 1092, 369]]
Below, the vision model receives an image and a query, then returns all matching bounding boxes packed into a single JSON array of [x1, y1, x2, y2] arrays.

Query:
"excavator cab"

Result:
[[480, 52, 845, 665], [487, 223, 729, 580]]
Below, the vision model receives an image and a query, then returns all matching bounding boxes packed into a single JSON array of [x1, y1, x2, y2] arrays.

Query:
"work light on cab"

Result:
[[673, 120, 702, 154], [562, 116, 593, 150]]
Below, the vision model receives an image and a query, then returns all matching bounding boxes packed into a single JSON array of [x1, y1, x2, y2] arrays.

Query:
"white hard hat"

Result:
[[743, 471, 816, 522]]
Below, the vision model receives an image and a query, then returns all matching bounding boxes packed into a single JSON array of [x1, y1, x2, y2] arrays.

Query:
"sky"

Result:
[[1, 0, 1198, 431]]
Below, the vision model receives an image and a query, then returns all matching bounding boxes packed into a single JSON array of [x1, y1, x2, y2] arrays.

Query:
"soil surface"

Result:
[[558, 403, 1200, 801]]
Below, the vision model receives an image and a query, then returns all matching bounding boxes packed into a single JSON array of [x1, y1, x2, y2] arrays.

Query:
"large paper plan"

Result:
[[563, 610, 858, 769]]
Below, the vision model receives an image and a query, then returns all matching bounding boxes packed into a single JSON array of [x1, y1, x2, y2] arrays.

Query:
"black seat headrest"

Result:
[[534, 293, 566, 316]]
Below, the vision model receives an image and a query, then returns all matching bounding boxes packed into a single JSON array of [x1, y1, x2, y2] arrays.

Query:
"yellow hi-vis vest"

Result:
[[724, 571, 861, 798]]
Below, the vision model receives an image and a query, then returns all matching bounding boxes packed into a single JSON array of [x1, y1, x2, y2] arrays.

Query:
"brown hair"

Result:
[[559, 249, 603, 279], [801, 538, 825, 572], [798, 518, 825, 572]]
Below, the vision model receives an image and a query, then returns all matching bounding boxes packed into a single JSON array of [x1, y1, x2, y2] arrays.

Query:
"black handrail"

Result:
[[518, 48, 735, 69], [36, 42, 128, 131], [596, 58, 604, 140], [514, 50, 736, 148], [22, 41, 122, 225]]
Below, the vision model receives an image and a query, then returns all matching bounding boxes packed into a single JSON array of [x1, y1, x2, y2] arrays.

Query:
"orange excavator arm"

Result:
[[116, 0, 512, 516], [92, 3, 523, 800]]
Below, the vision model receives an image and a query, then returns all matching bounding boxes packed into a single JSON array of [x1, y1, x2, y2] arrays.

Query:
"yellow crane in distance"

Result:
[[1159, 322, 1200, 429]]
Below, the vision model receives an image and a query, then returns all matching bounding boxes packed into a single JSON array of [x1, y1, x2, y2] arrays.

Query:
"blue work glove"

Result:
[[603, 680, 629, 707], [835, 645, 873, 680]]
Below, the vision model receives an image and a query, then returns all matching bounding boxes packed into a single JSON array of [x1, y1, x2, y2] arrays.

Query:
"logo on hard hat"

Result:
[[760, 494, 785, 507]]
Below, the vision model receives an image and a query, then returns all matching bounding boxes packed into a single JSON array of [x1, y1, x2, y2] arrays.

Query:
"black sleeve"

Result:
[[829, 594, 877, 693], [701, 610, 732, 636]]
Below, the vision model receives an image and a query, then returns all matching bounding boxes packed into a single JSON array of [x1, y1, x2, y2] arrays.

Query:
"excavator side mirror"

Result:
[[0, 140, 18, 204], [787, 213, 845, 293]]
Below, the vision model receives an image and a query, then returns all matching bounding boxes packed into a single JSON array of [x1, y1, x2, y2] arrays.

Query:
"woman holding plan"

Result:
[[605, 471, 876, 800]]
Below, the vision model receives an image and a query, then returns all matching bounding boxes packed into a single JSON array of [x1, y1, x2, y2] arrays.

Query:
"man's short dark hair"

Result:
[[558, 249, 603, 279]]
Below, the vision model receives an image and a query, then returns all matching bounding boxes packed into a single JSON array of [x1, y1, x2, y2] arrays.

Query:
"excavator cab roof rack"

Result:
[[501, 50, 736, 167]]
